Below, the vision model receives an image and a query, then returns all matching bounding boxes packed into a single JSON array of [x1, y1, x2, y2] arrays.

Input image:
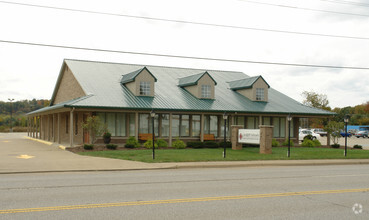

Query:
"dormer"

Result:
[[121, 67, 157, 97], [228, 75, 270, 102], [178, 71, 217, 99]]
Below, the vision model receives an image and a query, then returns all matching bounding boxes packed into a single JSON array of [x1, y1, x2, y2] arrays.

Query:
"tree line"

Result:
[[0, 99, 50, 131]]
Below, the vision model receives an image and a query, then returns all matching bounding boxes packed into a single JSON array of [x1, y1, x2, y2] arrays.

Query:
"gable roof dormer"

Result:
[[121, 67, 157, 97], [229, 75, 270, 102], [178, 71, 217, 99]]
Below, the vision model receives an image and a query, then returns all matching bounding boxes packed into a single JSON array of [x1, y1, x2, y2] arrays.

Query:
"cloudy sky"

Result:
[[0, 0, 368, 108]]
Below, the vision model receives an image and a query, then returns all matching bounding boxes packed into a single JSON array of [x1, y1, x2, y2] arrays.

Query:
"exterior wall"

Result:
[[184, 73, 215, 99], [125, 69, 156, 96], [54, 66, 86, 104], [237, 78, 269, 101]]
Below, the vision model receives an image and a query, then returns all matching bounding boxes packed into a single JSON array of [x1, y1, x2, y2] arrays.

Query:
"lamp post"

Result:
[[8, 98, 14, 132], [223, 112, 228, 158], [344, 115, 349, 157], [150, 110, 156, 160], [287, 114, 292, 157]]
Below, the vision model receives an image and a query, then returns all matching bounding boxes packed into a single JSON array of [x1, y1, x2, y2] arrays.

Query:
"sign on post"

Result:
[[238, 129, 260, 144]]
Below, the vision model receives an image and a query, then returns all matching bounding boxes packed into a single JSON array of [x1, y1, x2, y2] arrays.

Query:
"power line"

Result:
[[318, 0, 369, 8], [238, 0, 369, 17], [1, 39, 369, 70], [0, 1, 369, 41]]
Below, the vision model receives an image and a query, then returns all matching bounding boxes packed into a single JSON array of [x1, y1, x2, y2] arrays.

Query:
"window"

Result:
[[204, 115, 218, 137], [192, 115, 201, 137], [139, 81, 151, 96], [263, 117, 271, 125], [116, 113, 126, 137], [139, 113, 158, 136], [172, 115, 190, 137], [256, 88, 264, 101], [235, 116, 245, 128], [246, 116, 259, 129], [161, 114, 170, 137], [201, 85, 211, 98], [272, 117, 286, 138], [129, 113, 135, 136]]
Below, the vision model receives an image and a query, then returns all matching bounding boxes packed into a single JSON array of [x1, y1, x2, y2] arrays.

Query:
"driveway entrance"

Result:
[[0, 133, 165, 174]]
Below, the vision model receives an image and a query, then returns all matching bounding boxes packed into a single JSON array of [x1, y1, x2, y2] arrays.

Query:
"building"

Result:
[[27, 59, 334, 147]]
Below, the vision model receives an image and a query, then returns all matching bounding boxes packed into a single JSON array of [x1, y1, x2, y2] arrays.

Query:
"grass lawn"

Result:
[[78, 147, 369, 163]]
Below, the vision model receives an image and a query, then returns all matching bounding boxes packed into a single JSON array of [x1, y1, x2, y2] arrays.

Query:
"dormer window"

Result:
[[121, 67, 157, 97], [256, 88, 264, 101], [228, 75, 270, 102], [140, 81, 151, 96], [201, 85, 211, 98], [178, 71, 217, 99]]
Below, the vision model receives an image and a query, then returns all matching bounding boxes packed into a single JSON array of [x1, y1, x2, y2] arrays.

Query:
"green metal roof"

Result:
[[178, 71, 217, 87], [121, 66, 157, 84], [228, 75, 270, 90], [28, 59, 335, 116]]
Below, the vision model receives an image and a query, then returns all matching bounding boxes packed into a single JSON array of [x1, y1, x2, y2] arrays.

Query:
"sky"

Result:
[[0, 0, 368, 108]]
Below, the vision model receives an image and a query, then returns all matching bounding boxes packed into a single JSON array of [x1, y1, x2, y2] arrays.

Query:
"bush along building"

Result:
[[27, 59, 334, 147]]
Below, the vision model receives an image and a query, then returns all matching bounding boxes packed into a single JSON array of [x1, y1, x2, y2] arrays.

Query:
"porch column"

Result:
[[327, 118, 331, 146], [53, 114, 56, 142], [200, 114, 204, 142], [57, 113, 61, 144], [40, 115, 43, 140], [169, 113, 172, 147], [69, 109, 74, 147], [135, 112, 139, 139]]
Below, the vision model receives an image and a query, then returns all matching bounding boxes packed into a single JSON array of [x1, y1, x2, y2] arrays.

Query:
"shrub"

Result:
[[272, 139, 280, 147], [106, 144, 117, 150], [219, 141, 232, 148], [125, 136, 140, 148], [304, 135, 314, 141], [203, 141, 219, 148], [156, 139, 168, 148], [144, 139, 158, 149], [83, 144, 94, 150], [187, 141, 204, 148], [312, 139, 321, 147], [301, 139, 315, 147], [353, 144, 363, 149], [172, 139, 186, 149], [282, 139, 294, 147], [331, 143, 340, 148]]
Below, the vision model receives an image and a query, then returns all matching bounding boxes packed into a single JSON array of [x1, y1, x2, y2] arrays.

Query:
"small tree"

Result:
[[82, 116, 105, 144], [324, 121, 344, 145]]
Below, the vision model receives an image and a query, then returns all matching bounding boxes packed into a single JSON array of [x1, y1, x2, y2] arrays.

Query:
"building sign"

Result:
[[238, 129, 260, 144]]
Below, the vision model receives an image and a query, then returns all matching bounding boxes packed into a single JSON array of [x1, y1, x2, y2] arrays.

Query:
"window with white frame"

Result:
[[201, 85, 211, 98], [256, 88, 264, 101], [139, 81, 151, 96]]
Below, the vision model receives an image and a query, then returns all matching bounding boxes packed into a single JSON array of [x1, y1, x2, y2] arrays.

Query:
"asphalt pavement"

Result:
[[1, 132, 369, 174]]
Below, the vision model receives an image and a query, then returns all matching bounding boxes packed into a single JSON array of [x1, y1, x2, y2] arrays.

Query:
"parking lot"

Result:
[[319, 136, 369, 148]]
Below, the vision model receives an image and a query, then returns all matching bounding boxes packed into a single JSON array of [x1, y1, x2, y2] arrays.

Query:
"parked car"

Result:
[[348, 129, 358, 135], [340, 130, 352, 137], [354, 131, 368, 138], [312, 128, 327, 137], [299, 129, 320, 141]]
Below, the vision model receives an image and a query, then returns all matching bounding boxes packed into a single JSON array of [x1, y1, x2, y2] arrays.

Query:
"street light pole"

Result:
[[287, 114, 292, 157], [8, 98, 14, 132], [223, 112, 228, 158], [344, 115, 349, 157], [150, 110, 156, 160]]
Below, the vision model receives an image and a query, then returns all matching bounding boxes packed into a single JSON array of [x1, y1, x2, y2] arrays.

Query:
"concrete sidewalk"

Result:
[[1, 133, 369, 174]]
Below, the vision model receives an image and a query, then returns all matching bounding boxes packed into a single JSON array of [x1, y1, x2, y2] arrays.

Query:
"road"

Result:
[[1, 165, 369, 219]]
